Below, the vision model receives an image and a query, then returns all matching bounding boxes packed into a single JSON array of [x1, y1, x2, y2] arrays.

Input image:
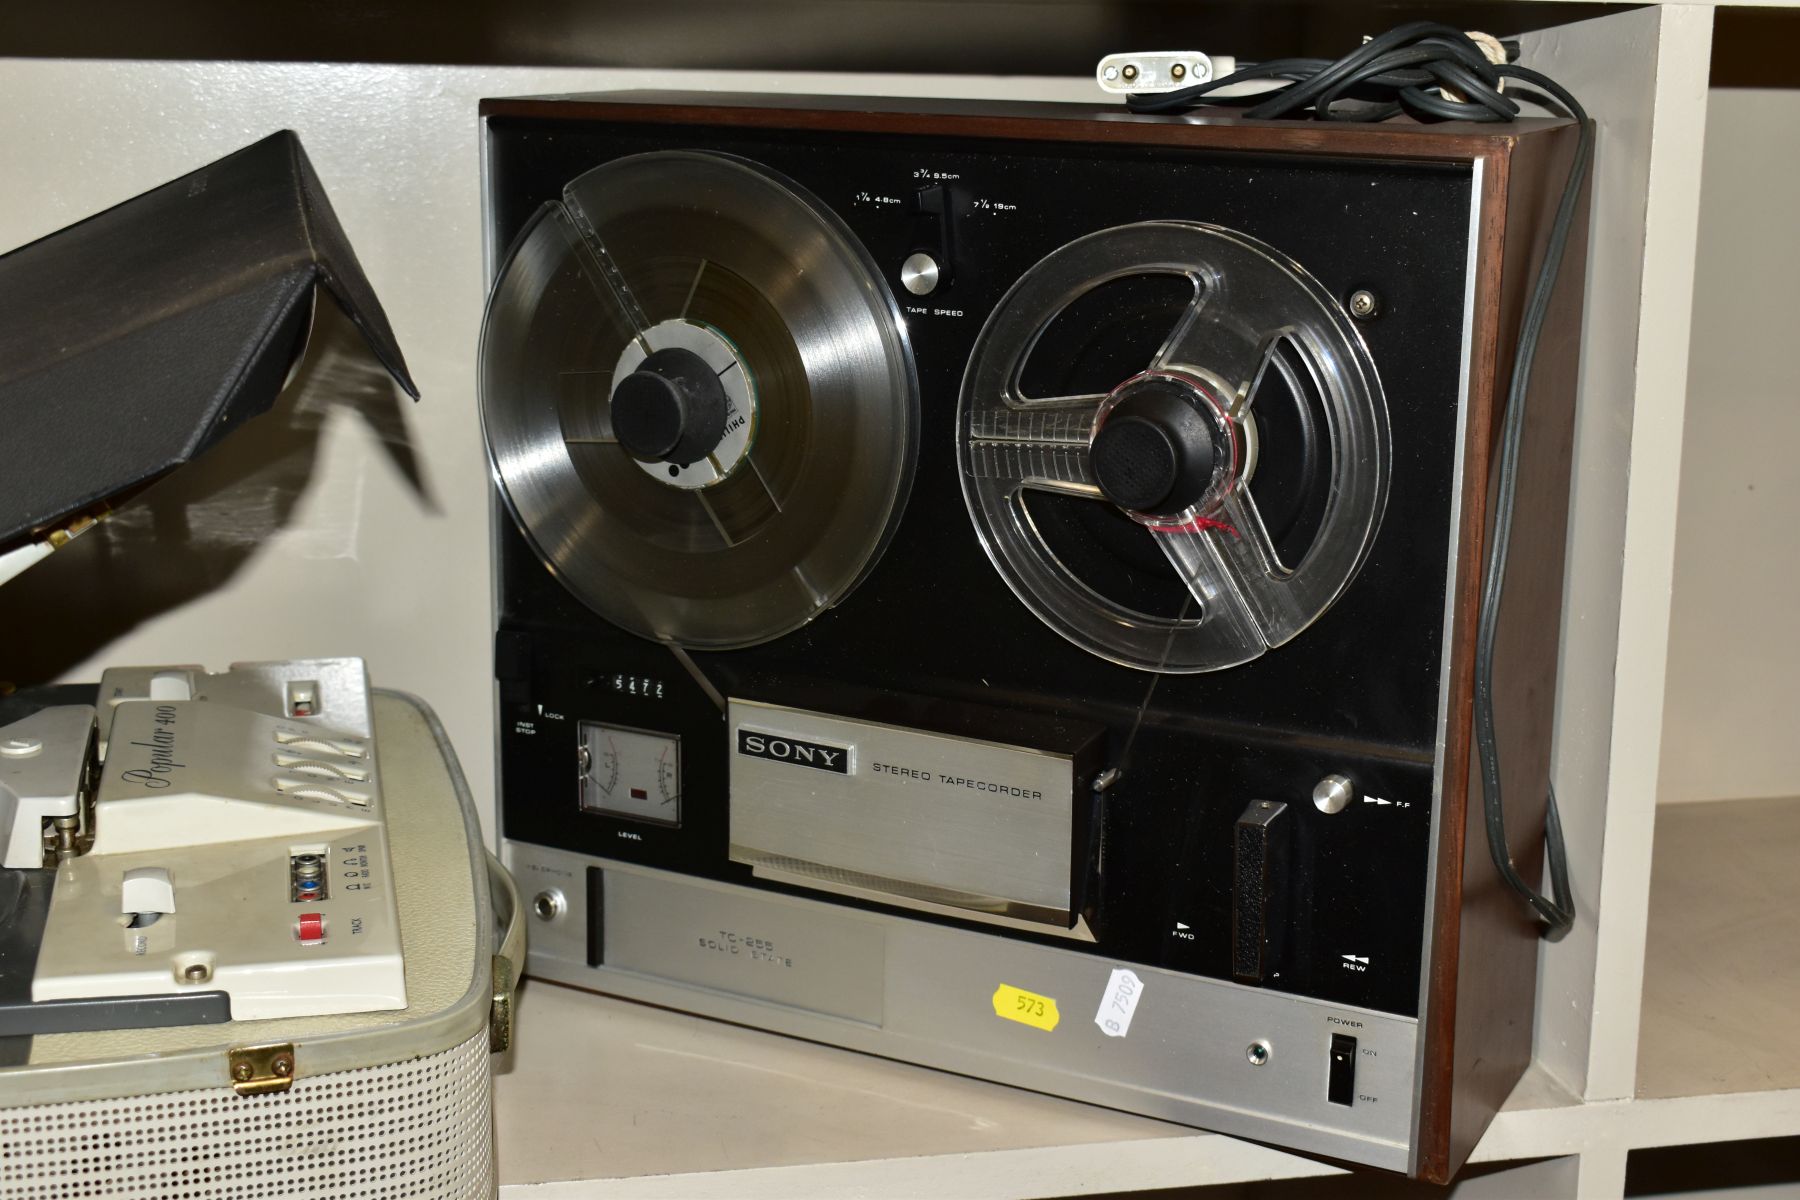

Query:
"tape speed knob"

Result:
[[901, 252, 941, 296], [612, 347, 728, 466]]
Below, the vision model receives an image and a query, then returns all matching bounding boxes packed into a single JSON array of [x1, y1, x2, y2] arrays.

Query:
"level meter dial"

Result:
[[577, 721, 682, 826]]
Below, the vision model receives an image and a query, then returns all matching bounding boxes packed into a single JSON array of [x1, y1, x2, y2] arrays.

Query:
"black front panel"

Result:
[[488, 110, 1473, 1019]]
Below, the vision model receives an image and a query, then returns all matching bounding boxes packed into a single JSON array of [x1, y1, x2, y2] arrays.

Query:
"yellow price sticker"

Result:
[[992, 983, 1060, 1032]]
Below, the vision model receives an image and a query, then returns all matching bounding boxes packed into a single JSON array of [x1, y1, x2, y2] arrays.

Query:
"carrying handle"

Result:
[[487, 852, 526, 1053]]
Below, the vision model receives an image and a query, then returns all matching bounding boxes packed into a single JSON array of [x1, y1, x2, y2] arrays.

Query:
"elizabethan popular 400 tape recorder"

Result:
[[0, 661, 519, 1200], [0, 135, 519, 1200], [479, 86, 1591, 1181], [0, 659, 406, 1032]]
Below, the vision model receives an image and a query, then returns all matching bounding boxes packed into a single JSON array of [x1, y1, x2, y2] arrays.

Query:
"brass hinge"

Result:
[[228, 1042, 297, 1096], [490, 955, 515, 1053]]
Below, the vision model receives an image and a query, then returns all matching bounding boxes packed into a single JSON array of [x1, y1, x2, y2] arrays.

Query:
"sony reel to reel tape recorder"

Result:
[[480, 93, 1589, 1181]]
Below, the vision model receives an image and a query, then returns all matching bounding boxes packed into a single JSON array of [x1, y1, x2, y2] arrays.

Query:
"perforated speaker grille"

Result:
[[0, 1031, 492, 1199]]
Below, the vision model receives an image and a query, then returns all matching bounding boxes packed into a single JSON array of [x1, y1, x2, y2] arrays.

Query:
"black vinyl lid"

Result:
[[0, 130, 417, 549]]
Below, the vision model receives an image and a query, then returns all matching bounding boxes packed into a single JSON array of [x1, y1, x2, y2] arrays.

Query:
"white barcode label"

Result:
[[1094, 967, 1144, 1038]]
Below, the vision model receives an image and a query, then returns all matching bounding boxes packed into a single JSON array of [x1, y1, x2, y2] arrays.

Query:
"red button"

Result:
[[297, 912, 326, 944]]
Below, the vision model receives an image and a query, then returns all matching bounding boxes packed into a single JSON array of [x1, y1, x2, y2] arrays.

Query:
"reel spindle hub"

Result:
[[1091, 371, 1238, 518], [611, 346, 729, 466]]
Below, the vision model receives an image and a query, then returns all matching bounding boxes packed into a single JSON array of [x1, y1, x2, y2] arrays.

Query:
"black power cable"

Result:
[[1128, 22, 1586, 940]]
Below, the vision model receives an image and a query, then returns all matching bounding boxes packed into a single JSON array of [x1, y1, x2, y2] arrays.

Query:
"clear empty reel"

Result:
[[958, 221, 1390, 673], [480, 151, 919, 650]]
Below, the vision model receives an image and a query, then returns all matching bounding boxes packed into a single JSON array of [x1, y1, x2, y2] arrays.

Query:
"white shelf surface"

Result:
[[1637, 796, 1800, 1104]]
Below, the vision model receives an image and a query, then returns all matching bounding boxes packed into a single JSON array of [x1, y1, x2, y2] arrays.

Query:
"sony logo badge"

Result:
[[737, 730, 851, 774]]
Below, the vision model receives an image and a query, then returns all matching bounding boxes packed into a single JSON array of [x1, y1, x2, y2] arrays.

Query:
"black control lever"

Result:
[[1232, 799, 1290, 984], [904, 184, 956, 294]]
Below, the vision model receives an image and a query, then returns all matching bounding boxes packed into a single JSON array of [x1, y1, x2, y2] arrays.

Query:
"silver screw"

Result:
[[1348, 289, 1379, 320], [1247, 1040, 1272, 1066], [183, 963, 211, 984]]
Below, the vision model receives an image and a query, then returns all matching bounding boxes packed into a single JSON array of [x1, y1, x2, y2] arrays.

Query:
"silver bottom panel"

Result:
[[506, 841, 1419, 1172]]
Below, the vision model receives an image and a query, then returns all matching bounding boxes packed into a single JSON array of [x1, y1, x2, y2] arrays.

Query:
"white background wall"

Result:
[[1657, 87, 1800, 805]]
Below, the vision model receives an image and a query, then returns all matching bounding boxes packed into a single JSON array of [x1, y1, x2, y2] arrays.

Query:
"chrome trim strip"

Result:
[[479, 113, 509, 851], [1407, 156, 1487, 1175], [743, 858, 1098, 941]]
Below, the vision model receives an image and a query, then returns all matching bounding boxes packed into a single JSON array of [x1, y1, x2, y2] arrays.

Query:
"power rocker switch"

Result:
[[1231, 799, 1289, 983], [1328, 1033, 1358, 1106]]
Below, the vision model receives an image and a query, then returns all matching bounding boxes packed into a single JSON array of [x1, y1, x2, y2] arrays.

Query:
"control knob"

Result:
[[1092, 377, 1224, 516], [610, 346, 728, 466]]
